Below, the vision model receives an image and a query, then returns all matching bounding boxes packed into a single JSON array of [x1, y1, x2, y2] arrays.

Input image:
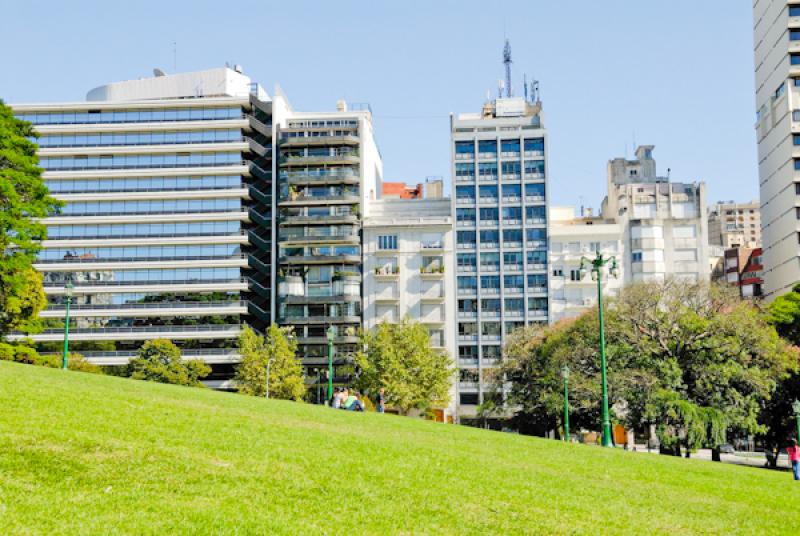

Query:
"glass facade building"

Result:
[[450, 96, 550, 414], [11, 68, 273, 387]]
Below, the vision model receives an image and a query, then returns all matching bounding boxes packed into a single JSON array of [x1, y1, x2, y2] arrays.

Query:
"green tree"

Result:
[[761, 284, 800, 464], [0, 342, 101, 373], [355, 318, 453, 415], [234, 325, 305, 400], [0, 100, 61, 339], [500, 280, 795, 455], [129, 339, 209, 387]]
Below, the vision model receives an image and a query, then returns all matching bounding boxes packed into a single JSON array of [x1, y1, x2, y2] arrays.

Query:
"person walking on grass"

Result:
[[377, 387, 386, 414], [786, 439, 799, 479]]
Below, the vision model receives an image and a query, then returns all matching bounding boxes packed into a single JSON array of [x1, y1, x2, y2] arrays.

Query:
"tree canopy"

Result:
[[500, 280, 796, 453], [234, 324, 305, 401], [355, 318, 453, 414], [0, 100, 61, 339], [129, 339, 210, 387]]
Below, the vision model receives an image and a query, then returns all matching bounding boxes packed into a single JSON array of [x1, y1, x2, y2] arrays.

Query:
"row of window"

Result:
[[457, 297, 548, 315], [280, 302, 361, 319], [456, 206, 546, 222], [457, 228, 546, 244], [455, 183, 546, 200], [44, 175, 242, 193], [457, 275, 548, 291], [458, 345, 502, 360], [457, 253, 548, 271], [38, 244, 240, 262], [279, 166, 359, 180], [34, 129, 242, 148], [44, 267, 241, 284], [454, 138, 544, 154], [279, 185, 359, 199], [47, 221, 240, 239], [61, 198, 241, 216], [48, 292, 241, 306], [40, 152, 241, 171], [279, 245, 360, 257], [280, 129, 357, 140], [455, 160, 545, 177], [16, 107, 242, 125], [458, 312, 547, 335], [280, 225, 358, 240]]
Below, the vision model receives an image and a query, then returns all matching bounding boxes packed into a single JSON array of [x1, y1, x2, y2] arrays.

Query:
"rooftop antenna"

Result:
[[498, 79, 504, 99], [503, 39, 512, 98], [531, 79, 540, 103], [524, 73, 528, 101]]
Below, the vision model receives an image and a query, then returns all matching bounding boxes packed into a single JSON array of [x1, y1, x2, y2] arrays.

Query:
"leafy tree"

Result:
[[234, 324, 305, 400], [761, 284, 800, 464], [129, 339, 209, 387], [0, 100, 61, 339], [355, 318, 453, 414], [500, 280, 796, 455]]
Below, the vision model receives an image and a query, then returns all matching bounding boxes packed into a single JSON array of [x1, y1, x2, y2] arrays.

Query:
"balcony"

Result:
[[421, 241, 445, 253], [279, 134, 359, 147], [278, 232, 360, 245], [374, 266, 400, 279], [74, 348, 242, 366], [420, 288, 445, 301], [280, 214, 358, 226], [279, 153, 359, 167], [9, 324, 242, 342], [420, 265, 445, 278], [40, 300, 247, 318], [279, 194, 360, 206], [279, 254, 360, 265], [279, 315, 361, 325]]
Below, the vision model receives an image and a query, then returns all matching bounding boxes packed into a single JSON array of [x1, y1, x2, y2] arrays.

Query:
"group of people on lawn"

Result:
[[331, 387, 386, 413]]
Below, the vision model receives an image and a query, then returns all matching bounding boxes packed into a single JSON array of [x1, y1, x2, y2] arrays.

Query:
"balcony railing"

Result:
[[46, 300, 245, 311]]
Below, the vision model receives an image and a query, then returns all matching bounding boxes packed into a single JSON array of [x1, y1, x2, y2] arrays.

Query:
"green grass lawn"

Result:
[[1, 361, 797, 535]]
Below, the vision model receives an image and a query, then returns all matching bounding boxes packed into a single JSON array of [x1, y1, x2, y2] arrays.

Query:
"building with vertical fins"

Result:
[[753, 1, 800, 299], [450, 43, 549, 419]]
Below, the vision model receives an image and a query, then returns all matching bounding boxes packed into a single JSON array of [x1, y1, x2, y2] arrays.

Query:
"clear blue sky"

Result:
[[0, 0, 756, 210]]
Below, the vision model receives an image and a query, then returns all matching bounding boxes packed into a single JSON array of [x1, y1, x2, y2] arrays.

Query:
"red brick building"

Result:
[[723, 247, 763, 298], [381, 181, 423, 199]]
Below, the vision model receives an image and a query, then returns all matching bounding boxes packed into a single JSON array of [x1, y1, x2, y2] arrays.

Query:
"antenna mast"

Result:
[[503, 39, 512, 98]]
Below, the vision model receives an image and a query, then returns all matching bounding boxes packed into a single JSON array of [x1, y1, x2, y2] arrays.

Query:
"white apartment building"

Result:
[[362, 198, 456, 416], [548, 207, 624, 323], [753, 1, 800, 298], [451, 93, 549, 417], [601, 146, 709, 283], [708, 200, 761, 248]]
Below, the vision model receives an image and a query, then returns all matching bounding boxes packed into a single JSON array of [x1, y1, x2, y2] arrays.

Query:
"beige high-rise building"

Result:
[[753, 1, 800, 298], [708, 201, 761, 248]]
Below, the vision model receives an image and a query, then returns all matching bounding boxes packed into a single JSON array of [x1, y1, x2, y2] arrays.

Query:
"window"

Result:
[[632, 251, 643, 262], [503, 251, 523, 268], [501, 161, 521, 176], [456, 185, 475, 201], [457, 253, 477, 269], [458, 276, 478, 292], [482, 322, 502, 336], [791, 29, 800, 41], [478, 162, 498, 178], [481, 298, 501, 312], [478, 140, 497, 155], [528, 274, 546, 289], [674, 249, 697, 262], [459, 322, 478, 336], [525, 182, 545, 199], [458, 299, 478, 314], [480, 229, 500, 245], [455, 163, 475, 177], [505, 298, 524, 312], [455, 141, 474, 156], [502, 229, 523, 245], [792, 5, 800, 16], [479, 185, 498, 200], [523, 138, 544, 153], [503, 206, 522, 221], [483, 345, 502, 359], [525, 206, 546, 222], [791, 53, 800, 65], [527, 250, 547, 265], [504, 275, 524, 291], [480, 207, 499, 221], [588, 241, 600, 253], [377, 235, 397, 250], [501, 139, 520, 153], [502, 184, 522, 200], [528, 297, 548, 312], [460, 393, 479, 405], [480, 275, 500, 290], [552, 268, 564, 277], [480, 252, 500, 270], [775, 83, 786, 100], [569, 269, 581, 281], [456, 208, 476, 223]]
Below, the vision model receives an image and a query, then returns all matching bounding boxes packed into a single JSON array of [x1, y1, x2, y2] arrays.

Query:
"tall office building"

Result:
[[451, 81, 549, 415], [272, 96, 382, 380], [754, 1, 800, 298], [11, 67, 274, 386]]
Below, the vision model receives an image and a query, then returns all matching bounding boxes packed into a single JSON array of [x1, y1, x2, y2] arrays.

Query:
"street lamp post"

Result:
[[265, 356, 271, 399], [562, 365, 570, 443], [580, 251, 618, 448], [326, 325, 336, 402], [62, 282, 74, 370], [792, 399, 800, 443]]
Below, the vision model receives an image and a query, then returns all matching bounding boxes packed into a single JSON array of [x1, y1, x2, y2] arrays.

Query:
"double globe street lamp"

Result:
[[579, 251, 619, 448]]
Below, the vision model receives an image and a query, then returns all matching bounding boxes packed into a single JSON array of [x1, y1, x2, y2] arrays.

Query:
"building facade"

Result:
[[753, 1, 800, 298], [272, 95, 382, 380], [722, 247, 764, 298], [708, 200, 761, 249], [548, 207, 624, 323], [11, 67, 273, 387], [601, 146, 709, 284], [451, 94, 549, 414], [362, 198, 456, 415]]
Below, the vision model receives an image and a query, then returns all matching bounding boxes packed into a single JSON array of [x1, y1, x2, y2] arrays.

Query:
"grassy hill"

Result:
[[0, 361, 797, 535]]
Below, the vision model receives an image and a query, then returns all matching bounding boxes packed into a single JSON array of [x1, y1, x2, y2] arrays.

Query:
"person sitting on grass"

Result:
[[331, 388, 344, 409], [343, 390, 364, 412]]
